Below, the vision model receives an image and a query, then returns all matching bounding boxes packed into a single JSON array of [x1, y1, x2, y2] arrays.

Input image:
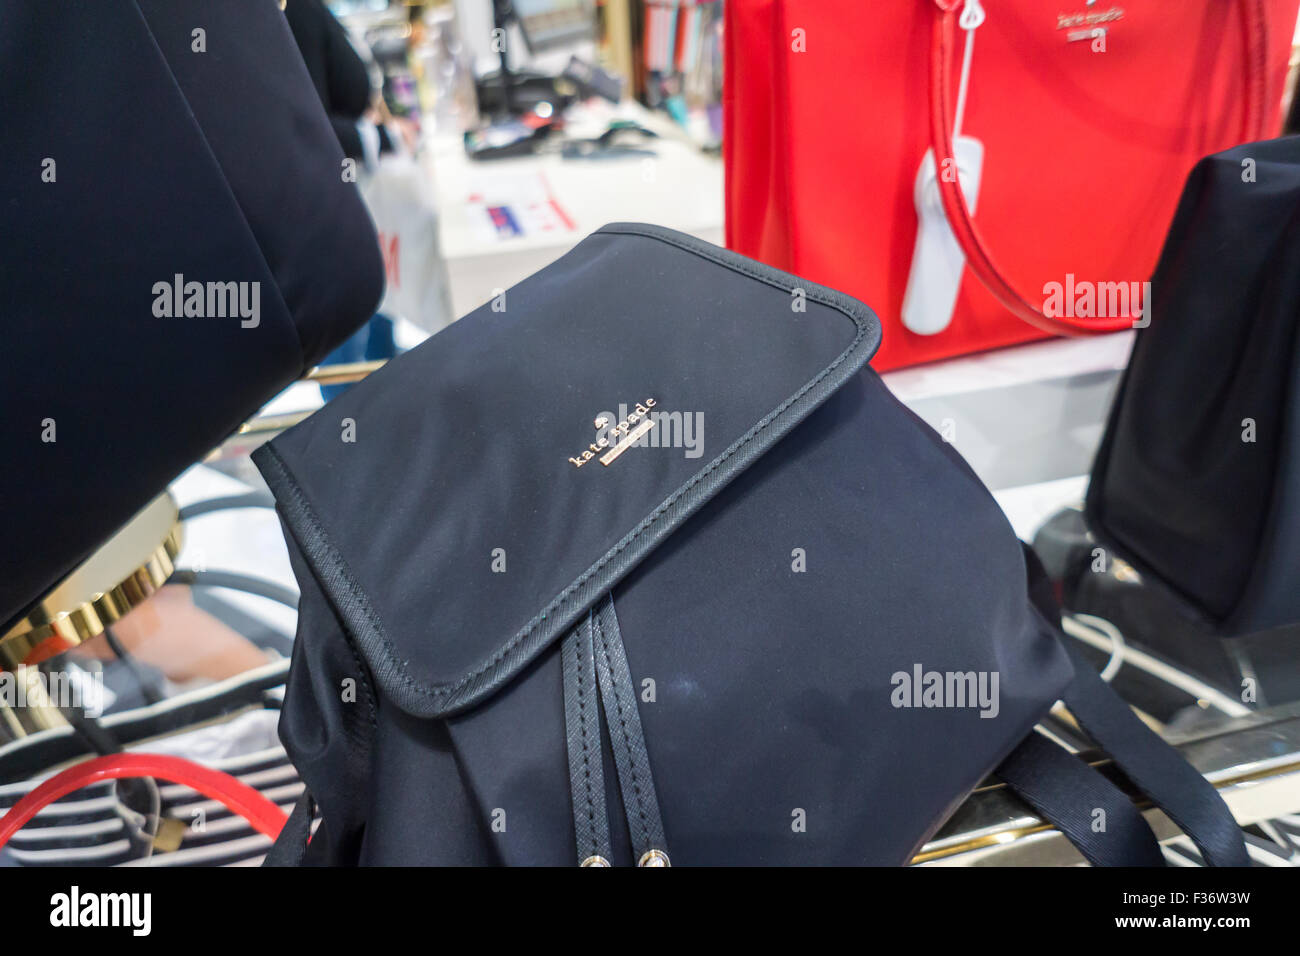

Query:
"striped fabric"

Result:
[[0, 710, 305, 868]]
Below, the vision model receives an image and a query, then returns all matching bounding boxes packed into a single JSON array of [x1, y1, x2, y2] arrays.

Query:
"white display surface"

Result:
[[429, 99, 724, 317]]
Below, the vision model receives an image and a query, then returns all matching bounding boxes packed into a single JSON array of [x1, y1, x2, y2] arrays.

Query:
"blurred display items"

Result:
[[513, 0, 597, 52]]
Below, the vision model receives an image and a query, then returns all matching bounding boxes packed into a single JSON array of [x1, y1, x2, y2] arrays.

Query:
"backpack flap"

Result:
[[255, 223, 879, 717]]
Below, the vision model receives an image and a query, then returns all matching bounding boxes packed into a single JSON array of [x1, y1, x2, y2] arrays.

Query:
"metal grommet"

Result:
[[580, 855, 611, 867], [637, 849, 671, 867]]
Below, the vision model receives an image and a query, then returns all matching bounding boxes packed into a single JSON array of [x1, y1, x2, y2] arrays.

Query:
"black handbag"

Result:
[[255, 224, 1244, 866], [0, 0, 383, 634], [1087, 136, 1300, 638]]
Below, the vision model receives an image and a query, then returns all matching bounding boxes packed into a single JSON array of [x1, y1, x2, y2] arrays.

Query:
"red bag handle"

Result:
[[0, 753, 290, 850], [928, 0, 1272, 336]]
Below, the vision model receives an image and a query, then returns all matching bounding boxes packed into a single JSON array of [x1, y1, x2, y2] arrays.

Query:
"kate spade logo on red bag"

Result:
[[1057, 4, 1124, 47], [1056, 5, 1124, 31]]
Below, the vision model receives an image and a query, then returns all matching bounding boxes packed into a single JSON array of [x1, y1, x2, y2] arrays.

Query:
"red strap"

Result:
[[1240, 0, 1270, 140], [927, 0, 1271, 337], [0, 753, 290, 849]]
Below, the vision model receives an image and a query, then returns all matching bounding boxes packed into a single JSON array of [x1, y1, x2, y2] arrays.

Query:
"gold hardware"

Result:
[[0, 494, 183, 670], [0, 666, 72, 739], [637, 849, 670, 867], [580, 855, 611, 867], [153, 817, 189, 853]]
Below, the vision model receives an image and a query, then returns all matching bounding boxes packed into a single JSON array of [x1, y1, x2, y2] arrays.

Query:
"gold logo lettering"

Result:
[[569, 399, 657, 469]]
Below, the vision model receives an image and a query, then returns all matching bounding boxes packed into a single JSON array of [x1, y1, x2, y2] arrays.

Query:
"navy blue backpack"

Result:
[[255, 225, 1244, 866]]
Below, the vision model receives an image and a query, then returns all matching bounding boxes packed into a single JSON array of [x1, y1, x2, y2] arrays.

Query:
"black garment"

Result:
[[284, 0, 391, 159]]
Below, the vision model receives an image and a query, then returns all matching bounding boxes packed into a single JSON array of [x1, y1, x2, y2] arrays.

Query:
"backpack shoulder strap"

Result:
[[995, 730, 1166, 866], [996, 656, 1248, 867], [1009, 543, 1248, 867], [1060, 651, 1249, 867]]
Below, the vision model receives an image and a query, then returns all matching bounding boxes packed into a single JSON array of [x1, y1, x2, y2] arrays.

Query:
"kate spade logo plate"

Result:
[[569, 399, 657, 468]]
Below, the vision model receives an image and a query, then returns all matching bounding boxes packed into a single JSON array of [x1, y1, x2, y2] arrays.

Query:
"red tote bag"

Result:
[[724, 0, 1300, 370]]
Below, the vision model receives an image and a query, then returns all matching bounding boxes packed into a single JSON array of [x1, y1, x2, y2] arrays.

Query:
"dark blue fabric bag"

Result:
[[255, 224, 1244, 866]]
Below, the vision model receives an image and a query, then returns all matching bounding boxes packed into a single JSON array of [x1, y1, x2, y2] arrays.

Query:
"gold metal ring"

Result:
[[1, 494, 183, 670]]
